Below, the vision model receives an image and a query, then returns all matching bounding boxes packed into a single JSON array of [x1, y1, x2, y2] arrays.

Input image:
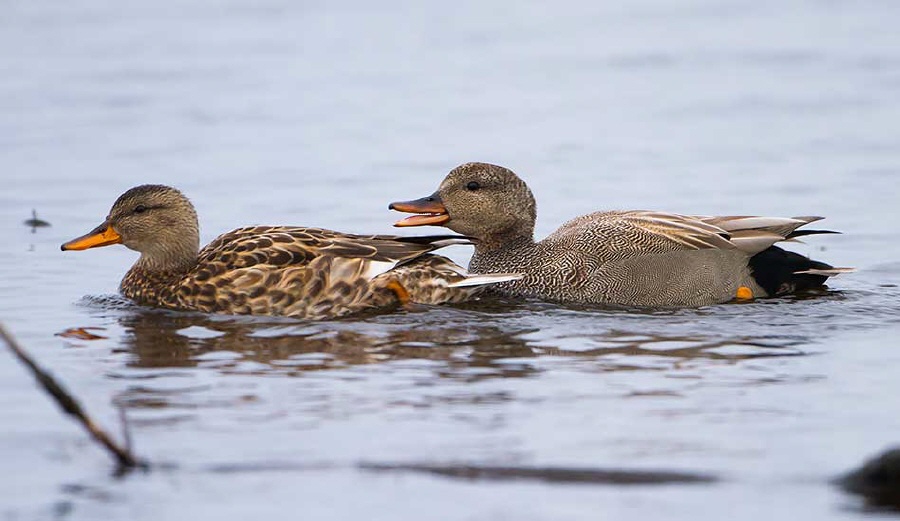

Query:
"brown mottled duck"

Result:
[[61, 184, 519, 319], [389, 162, 852, 307]]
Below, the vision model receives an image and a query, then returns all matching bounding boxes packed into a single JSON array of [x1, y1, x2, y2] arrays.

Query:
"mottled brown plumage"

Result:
[[61, 185, 519, 319], [390, 162, 851, 307]]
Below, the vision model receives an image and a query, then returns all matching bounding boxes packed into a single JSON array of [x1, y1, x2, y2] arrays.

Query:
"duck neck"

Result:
[[120, 250, 196, 305], [470, 232, 536, 273]]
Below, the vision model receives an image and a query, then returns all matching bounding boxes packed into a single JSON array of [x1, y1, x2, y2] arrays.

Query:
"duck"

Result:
[[61, 184, 520, 319], [389, 162, 852, 307]]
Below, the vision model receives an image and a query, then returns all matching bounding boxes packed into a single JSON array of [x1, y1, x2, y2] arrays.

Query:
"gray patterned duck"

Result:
[[389, 162, 852, 307], [61, 184, 519, 319]]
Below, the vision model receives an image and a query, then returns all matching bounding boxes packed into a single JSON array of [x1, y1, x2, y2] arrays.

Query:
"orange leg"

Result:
[[385, 279, 411, 305], [735, 286, 754, 301]]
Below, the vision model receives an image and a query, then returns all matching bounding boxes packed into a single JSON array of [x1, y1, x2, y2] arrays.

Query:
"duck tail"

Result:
[[749, 245, 853, 296], [447, 273, 523, 288], [785, 229, 841, 240]]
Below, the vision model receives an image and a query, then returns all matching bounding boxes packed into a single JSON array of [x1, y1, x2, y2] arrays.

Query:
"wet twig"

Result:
[[0, 323, 146, 471]]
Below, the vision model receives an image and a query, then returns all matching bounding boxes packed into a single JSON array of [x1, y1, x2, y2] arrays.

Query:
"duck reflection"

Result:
[[110, 301, 807, 380], [113, 307, 542, 380]]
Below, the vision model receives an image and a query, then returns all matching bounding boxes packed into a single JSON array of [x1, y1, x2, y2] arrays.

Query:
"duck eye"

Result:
[[133, 205, 147, 214], [466, 181, 481, 191]]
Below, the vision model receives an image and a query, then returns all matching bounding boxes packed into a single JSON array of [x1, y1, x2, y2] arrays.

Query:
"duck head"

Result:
[[61, 184, 200, 271], [390, 162, 537, 247]]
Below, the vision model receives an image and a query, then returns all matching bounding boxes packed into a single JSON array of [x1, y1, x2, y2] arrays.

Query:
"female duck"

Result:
[[62, 184, 518, 319], [389, 162, 851, 307]]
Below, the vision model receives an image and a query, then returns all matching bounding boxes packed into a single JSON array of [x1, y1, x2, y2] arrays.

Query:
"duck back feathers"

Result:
[[123, 227, 513, 318]]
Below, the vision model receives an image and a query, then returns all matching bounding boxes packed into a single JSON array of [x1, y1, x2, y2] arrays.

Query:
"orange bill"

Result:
[[60, 222, 122, 251], [388, 194, 450, 227]]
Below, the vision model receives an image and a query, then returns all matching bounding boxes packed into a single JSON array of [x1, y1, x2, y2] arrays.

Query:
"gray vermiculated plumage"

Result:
[[468, 210, 767, 306], [391, 162, 848, 307]]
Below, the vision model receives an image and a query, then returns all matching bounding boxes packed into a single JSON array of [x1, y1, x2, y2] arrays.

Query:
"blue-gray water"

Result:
[[2, 1, 900, 519]]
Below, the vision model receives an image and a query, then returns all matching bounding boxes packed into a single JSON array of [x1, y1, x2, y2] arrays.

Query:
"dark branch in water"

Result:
[[0, 323, 146, 471]]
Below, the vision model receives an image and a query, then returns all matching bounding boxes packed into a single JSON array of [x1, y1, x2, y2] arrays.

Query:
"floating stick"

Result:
[[0, 323, 146, 470]]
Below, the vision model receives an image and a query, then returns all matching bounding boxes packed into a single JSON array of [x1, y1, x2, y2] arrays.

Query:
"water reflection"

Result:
[[358, 462, 717, 485], [539, 330, 805, 362], [111, 307, 542, 377], [59, 298, 845, 440], [100, 300, 814, 379]]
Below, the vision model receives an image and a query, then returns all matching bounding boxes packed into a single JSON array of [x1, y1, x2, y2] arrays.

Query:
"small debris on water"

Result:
[[56, 327, 108, 341], [24, 209, 51, 233]]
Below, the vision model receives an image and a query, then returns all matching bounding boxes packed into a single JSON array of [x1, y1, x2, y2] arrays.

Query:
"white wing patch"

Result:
[[363, 260, 400, 280], [448, 273, 523, 288]]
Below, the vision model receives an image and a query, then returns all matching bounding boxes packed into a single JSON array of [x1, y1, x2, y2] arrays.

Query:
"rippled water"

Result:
[[3, 0, 900, 519]]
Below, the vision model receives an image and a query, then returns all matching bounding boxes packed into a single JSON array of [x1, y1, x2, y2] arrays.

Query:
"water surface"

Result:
[[2, 1, 900, 519]]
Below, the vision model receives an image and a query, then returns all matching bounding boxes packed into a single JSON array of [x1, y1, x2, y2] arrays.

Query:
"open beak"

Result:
[[61, 221, 122, 251], [388, 193, 450, 227]]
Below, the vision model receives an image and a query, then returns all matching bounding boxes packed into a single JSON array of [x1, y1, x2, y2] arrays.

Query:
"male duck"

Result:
[[389, 162, 852, 307], [61, 184, 519, 319]]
